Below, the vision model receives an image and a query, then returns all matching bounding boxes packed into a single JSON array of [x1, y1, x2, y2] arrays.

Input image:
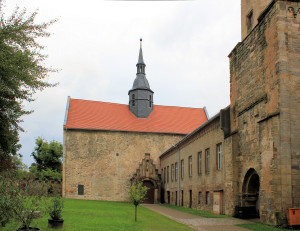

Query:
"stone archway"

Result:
[[130, 153, 161, 204], [242, 168, 260, 218]]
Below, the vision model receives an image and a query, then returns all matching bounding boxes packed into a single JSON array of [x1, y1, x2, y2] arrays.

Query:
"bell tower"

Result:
[[128, 39, 154, 118]]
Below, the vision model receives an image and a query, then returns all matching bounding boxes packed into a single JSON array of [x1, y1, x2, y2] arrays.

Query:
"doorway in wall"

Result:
[[142, 180, 155, 204], [240, 168, 260, 218]]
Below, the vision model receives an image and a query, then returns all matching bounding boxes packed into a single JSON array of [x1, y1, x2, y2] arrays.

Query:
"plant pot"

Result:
[[17, 227, 40, 231], [48, 219, 64, 229]]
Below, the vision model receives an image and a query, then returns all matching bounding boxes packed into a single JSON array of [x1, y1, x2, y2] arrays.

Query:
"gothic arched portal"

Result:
[[242, 168, 260, 218], [130, 153, 161, 204]]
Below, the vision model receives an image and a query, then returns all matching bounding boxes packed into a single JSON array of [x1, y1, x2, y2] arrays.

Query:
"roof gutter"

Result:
[[203, 106, 209, 120], [63, 96, 71, 127]]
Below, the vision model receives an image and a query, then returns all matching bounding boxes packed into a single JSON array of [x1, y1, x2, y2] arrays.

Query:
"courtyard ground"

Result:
[[143, 204, 251, 231]]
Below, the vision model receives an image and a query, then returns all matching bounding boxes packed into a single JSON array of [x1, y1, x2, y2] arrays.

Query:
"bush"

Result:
[[0, 171, 48, 230], [0, 172, 18, 227], [48, 196, 64, 220]]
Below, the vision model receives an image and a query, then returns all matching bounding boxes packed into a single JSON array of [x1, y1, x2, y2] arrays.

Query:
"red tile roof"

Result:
[[65, 98, 208, 134]]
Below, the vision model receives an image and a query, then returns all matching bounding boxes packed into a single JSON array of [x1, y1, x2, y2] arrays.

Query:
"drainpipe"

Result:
[[64, 129, 67, 197], [177, 145, 180, 206]]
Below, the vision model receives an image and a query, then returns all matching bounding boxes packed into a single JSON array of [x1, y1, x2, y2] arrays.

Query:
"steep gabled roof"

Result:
[[64, 98, 208, 134]]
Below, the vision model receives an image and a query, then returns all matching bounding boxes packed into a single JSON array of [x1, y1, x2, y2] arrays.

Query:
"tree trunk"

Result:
[[135, 205, 137, 222]]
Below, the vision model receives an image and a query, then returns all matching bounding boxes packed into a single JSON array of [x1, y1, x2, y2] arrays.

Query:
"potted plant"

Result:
[[47, 195, 64, 229]]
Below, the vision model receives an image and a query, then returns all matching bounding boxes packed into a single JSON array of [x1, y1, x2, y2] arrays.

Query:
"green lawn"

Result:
[[2, 199, 193, 231], [161, 204, 229, 218]]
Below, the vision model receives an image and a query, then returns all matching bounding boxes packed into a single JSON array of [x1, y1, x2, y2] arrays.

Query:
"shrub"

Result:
[[48, 196, 64, 220]]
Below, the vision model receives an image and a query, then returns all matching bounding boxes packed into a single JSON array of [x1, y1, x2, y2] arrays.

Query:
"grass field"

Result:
[[2, 199, 193, 231]]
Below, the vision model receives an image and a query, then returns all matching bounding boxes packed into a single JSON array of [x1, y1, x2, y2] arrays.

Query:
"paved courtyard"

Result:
[[142, 204, 253, 231]]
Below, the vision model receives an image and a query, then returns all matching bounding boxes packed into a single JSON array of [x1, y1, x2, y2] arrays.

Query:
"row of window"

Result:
[[168, 190, 211, 206], [198, 191, 210, 205], [131, 94, 152, 107], [162, 143, 222, 183]]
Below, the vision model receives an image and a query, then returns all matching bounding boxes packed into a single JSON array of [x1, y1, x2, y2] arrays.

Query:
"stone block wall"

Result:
[[62, 129, 184, 201], [229, 0, 300, 225], [277, 0, 300, 213], [160, 116, 229, 214], [241, 0, 271, 40]]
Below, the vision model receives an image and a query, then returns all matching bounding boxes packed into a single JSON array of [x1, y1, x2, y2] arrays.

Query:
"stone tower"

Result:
[[241, 0, 272, 40], [128, 39, 154, 118]]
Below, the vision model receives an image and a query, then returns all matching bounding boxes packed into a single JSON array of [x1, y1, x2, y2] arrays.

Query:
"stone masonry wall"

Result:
[[277, 0, 300, 212], [241, 0, 271, 40], [160, 117, 228, 214], [229, 0, 299, 225], [62, 129, 184, 201]]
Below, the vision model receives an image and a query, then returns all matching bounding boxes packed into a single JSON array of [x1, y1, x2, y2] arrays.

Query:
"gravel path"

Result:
[[142, 204, 253, 231]]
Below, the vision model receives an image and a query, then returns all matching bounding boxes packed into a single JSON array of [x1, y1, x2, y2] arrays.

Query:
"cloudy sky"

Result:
[[3, 0, 241, 167]]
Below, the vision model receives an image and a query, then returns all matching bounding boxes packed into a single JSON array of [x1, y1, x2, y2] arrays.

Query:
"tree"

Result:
[[128, 181, 148, 222], [0, 6, 57, 166], [31, 137, 63, 172]]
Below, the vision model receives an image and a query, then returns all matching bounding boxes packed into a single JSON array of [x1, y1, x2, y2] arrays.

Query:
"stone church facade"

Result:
[[63, 0, 299, 226]]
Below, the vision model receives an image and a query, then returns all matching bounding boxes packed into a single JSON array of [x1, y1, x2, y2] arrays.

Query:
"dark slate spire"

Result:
[[137, 38, 145, 65], [136, 38, 145, 74], [128, 39, 154, 118]]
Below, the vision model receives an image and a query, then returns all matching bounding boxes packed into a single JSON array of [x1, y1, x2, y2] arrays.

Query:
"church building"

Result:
[[62, 39, 208, 203]]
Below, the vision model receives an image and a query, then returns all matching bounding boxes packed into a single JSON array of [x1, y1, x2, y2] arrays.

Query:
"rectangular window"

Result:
[[149, 95, 152, 107], [167, 166, 169, 183], [206, 191, 210, 205], [181, 159, 184, 179], [198, 151, 202, 175], [198, 192, 202, 204], [205, 148, 210, 174], [175, 162, 178, 181], [217, 143, 222, 170], [247, 10, 253, 31], [164, 167, 166, 183], [171, 164, 174, 181], [132, 94, 135, 106], [188, 156, 192, 177], [78, 185, 84, 195]]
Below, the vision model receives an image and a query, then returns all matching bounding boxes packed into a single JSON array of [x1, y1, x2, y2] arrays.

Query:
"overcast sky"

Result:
[[3, 0, 241, 167]]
